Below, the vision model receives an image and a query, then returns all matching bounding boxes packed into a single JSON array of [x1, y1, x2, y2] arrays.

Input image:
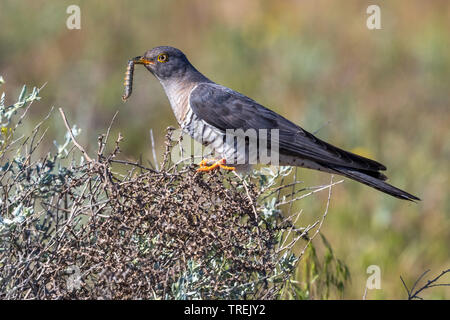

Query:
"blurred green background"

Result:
[[1, 0, 449, 299]]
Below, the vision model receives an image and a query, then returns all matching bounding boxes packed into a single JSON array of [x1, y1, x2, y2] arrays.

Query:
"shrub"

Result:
[[0, 80, 348, 299]]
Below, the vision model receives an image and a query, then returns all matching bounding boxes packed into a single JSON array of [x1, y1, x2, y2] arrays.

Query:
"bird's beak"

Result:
[[132, 56, 155, 65]]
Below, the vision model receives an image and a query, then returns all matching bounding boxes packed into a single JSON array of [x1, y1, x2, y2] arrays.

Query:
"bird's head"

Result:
[[132, 46, 191, 81]]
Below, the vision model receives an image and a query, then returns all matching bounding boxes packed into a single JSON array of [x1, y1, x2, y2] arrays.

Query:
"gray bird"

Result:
[[124, 46, 419, 201]]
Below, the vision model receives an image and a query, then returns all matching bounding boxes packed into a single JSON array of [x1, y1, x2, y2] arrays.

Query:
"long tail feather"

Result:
[[330, 166, 420, 201]]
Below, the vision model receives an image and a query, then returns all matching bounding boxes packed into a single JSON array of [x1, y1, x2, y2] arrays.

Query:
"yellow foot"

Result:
[[196, 158, 236, 172]]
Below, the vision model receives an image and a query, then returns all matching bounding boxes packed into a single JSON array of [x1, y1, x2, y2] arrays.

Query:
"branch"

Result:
[[58, 108, 93, 163], [401, 268, 450, 300]]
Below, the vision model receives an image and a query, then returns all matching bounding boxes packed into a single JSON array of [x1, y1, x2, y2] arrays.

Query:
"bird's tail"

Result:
[[330, 166, 420, 201]]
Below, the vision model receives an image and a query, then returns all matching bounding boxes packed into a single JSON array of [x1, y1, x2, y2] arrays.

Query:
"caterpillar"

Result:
[[122, 59, 134, 101]]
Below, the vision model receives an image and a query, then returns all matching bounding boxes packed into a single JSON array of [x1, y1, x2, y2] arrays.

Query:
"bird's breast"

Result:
[[161, 81, 196, 125]]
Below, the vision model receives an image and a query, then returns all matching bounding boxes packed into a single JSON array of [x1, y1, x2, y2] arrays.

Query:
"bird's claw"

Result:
[[196, 158, 235, 172]]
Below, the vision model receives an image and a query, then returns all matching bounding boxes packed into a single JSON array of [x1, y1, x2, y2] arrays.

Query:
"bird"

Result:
[[123, 46, 419, 201]]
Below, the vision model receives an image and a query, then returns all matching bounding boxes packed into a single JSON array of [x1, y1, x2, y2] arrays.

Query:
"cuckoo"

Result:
[[122, 46, 419, 201]]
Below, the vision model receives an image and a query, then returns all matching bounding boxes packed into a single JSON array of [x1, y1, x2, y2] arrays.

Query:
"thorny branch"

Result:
[[58, 108, 93, 163], [401, 269, 450, 300]]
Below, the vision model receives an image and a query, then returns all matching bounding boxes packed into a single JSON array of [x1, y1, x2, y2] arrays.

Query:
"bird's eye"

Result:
[[157, 53, 169, 63]]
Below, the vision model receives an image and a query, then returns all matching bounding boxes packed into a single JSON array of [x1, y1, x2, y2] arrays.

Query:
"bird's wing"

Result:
[[189, 83, 386, 172]]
